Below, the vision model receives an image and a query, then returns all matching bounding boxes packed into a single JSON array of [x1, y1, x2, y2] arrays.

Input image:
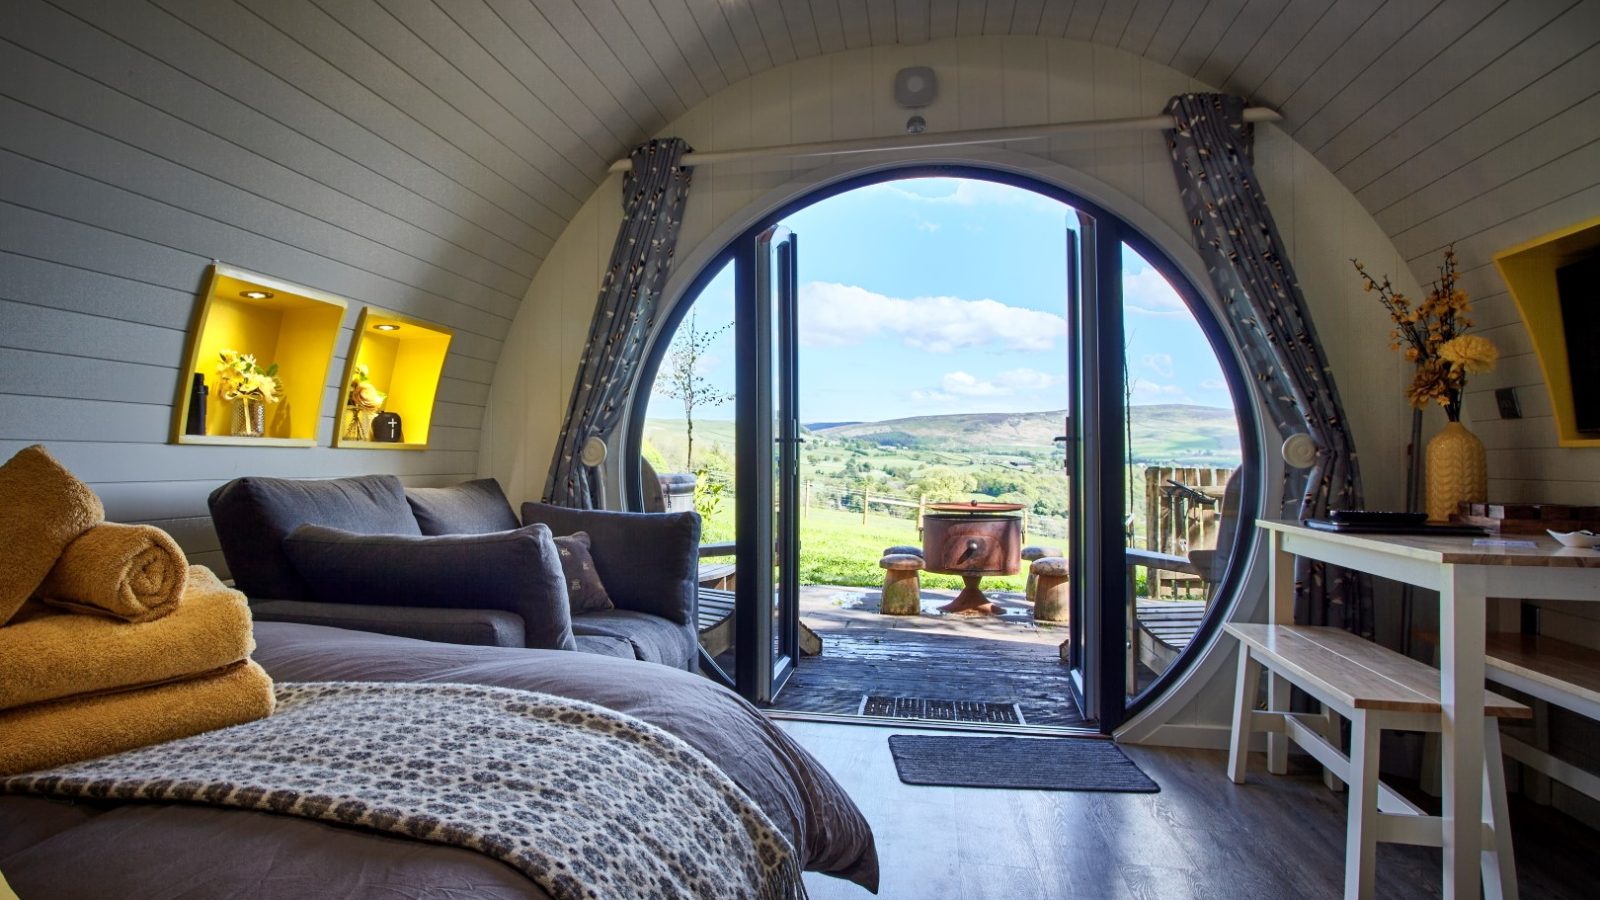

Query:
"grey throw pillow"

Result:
[[554, 532, 613, 614], [281, 523, 576, 651], [405, 478, 521, 535]]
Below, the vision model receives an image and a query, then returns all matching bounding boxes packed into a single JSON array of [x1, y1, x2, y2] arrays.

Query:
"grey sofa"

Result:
[[207, 475, 700, 669]]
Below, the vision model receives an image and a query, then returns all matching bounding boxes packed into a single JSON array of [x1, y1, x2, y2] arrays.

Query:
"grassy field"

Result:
[[704, 502, 1027, 591]]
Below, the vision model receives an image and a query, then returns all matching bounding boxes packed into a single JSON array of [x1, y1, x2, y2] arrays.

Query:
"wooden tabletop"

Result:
[[1258, 519, 1600, 569]]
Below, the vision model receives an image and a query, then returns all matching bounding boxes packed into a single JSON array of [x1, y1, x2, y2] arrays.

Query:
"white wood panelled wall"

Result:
[[0, 0, 534, 573], [484, 35, 1428, 739]]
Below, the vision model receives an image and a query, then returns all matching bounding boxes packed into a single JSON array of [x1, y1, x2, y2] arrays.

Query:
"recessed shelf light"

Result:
[[373, 323, 401, 332], [240, 289, 274, 300]]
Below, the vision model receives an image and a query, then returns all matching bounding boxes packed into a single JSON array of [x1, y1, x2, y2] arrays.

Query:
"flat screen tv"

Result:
[[1556, 254, 1600, 435]]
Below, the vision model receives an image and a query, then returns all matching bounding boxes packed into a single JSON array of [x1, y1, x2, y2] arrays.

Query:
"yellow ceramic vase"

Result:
[[1425, 420, 1487, 522]]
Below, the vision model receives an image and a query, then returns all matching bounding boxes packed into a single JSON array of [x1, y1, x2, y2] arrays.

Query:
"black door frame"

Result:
[[623, 164, 1261, 726]]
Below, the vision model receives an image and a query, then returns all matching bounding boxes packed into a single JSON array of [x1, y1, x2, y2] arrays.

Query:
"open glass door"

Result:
[[734, 227, 801, 704], [1066, 211, 1129, 732]]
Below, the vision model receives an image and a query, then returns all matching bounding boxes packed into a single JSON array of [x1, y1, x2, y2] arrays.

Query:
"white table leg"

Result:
[[1267, 528, 1295, 775], [1440, 565, 1487, 899]]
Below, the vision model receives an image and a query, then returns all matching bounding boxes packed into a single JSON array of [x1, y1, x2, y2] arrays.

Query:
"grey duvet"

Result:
[[0, 622, 879, 899]]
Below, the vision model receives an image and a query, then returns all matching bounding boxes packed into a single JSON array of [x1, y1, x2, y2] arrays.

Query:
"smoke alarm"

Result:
[[894, 67, 937, 108]]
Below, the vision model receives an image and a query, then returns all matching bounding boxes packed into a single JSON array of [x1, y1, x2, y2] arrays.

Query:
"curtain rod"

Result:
[[608, 106, 1280, 173]]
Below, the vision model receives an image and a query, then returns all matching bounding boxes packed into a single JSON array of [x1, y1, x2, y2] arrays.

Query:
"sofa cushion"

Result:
[[572, 634, 637, 660], [209, 475, 419, 602], [520, 503, 700, 627], [248, 600, 526, 648], [405, 479, 520, 535], [554, 532, 612, 614], [280, 523, 576, 651], [570, 609, 696, 668]]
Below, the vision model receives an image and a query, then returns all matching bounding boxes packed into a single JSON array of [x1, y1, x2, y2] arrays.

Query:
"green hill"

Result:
[[645, 404, 1240, 469]]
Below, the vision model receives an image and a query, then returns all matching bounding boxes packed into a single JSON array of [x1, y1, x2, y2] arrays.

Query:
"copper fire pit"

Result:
[[921, 501, 1024, 616]]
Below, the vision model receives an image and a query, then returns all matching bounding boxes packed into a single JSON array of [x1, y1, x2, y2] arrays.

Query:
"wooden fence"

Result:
[[1141, 465, 1235, 598]]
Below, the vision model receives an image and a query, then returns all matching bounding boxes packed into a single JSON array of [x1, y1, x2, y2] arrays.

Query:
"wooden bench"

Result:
[[1416, 631, 1600, 804], [1225, 623, 1530, 900]]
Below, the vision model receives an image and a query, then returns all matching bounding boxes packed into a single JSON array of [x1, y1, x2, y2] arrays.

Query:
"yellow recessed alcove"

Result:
[[1494, 216, 1600, 448], [172, 263, 347, 446], [333, 307, 453, 450]]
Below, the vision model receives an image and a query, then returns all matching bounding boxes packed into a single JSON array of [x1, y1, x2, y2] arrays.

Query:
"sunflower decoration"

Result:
[[1351, 246, 1497, 421]]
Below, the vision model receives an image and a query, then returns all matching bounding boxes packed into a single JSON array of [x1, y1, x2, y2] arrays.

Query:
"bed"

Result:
[[0, 622, 879, 898]]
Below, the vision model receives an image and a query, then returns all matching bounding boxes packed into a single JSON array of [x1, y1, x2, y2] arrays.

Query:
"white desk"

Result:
[[1257, 520, 1600, 899]]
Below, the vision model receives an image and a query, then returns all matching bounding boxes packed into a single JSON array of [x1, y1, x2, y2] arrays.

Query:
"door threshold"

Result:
[[763, 708, 1104, 738]]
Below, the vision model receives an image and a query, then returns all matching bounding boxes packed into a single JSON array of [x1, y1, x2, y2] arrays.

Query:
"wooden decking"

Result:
[[769, 586, 1088, 728]]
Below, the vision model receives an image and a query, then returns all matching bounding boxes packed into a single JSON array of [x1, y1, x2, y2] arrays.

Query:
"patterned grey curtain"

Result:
[[1164, 94, 1368, 635], [544, 139, 692, 508]]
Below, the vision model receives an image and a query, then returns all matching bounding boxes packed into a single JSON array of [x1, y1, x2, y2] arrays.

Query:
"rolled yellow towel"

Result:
[[36, 523, 188, 623], [0, 445, 104, 625], [0, 660, 275, 777], [0, 566, 253, 711]]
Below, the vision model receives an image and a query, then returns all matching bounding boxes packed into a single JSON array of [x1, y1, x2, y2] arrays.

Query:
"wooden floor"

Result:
[[783, 721, 1599, 899], [768, 586, 1087, 728]]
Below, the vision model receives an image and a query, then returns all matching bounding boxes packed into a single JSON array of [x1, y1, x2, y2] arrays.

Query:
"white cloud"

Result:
[[800, 281, 1067, 353], [1130, 378, 1190, 404], [860, 179, 1067, 212], [1123, 267, 1189, 317], [915, 220, 941, 232], [1142, 352, 1174, 378], [931, 368, 1062, 398], [1198, 378, 1226, 391]]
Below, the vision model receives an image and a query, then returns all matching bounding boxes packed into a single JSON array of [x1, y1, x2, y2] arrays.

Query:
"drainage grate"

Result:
[[860, 695, 1025, 725]]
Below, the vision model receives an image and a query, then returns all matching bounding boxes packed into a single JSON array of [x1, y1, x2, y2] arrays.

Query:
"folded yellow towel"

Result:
[[0, 566, 253, 711], [0, 660, 275, 777], [36, 523, 189, 622], [0, 445, 104, 625]]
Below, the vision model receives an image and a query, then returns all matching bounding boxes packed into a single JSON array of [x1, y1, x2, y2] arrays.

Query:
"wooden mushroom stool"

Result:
[[1022, 545, 1062, 605], [1031, 556, 1070, 623], [879, 553, 923, 616]]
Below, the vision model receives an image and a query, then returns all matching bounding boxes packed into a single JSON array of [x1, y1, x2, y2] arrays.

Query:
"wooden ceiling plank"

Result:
[[327, 0, 602, 192], [230, 0, 583, 227], [569, 0, 695, 116], [954, 0, 987, 37], [527, 0, 677, 127], [1141, 0, 1205, 65], [1065, 0, 1107, 42], [897, 0, 933, 44], [682, 0, 754, 82], [1192, 0, 1287, 91], [924, 0, 959, 39], [719, 0, 777, 71], [147, 0, 566, 247], [1292, 0, 1502, 151], [1248, 0, 1380, 110], [1316, 0, 1575, 173], [1117, 0, 1172, 53], [644, 0, 731, 94], [1223, 0, 1331, 99], [1344, 2, 1599, 194], [1167, 0, 1248, 78], [982, 0, 1016, 35], [1091, 1, 1137, 46], [782, 0, 824, 55], [14, 0, 547, 278], [750, 0, 799, 65], [478, 0, 654, 141], [426, 0, 630, 159]]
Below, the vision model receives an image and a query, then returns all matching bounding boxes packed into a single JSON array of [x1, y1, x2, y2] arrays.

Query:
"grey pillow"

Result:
[[405, 478, 521, 535], [209, 475, 421, 602], [280, 523, 576, 651], [554, 532, 613, 614]]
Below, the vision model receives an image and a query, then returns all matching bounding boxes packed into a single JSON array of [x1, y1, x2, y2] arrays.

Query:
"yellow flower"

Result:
[[1439, 334, 1498, 373]]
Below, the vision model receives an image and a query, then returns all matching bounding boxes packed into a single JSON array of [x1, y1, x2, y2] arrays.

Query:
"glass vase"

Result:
[[231, 397, 266, 438]]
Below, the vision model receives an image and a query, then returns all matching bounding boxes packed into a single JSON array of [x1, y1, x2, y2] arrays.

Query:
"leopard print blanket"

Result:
[[1, 682, 805, 900]]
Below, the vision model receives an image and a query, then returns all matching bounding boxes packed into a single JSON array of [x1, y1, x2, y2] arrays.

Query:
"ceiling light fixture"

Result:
[[374, 323, 401, 331], [240, 290, 274, 300]]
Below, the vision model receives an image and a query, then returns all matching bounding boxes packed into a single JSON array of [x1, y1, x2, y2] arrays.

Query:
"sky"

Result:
[[646, 176, 1234, 425]]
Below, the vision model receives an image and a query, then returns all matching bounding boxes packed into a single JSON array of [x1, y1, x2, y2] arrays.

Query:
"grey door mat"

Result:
[[887, 735, 1160, 792], [860, 695, 1023, 724]]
